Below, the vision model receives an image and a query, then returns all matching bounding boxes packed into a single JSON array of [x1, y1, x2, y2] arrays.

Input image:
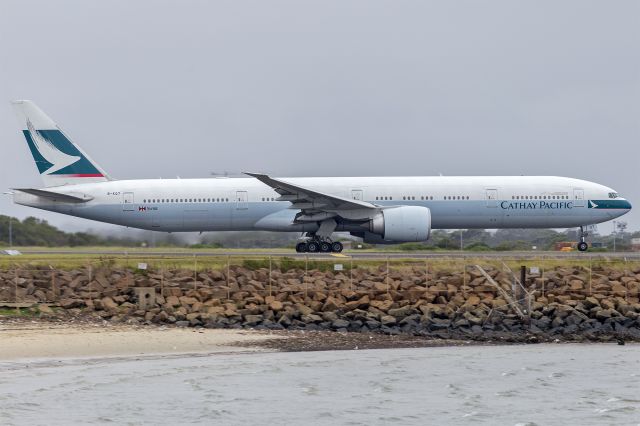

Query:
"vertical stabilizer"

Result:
[[11, 100, 111, 187]]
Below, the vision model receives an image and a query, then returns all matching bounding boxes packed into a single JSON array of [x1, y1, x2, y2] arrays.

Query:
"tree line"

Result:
[[0, 215, 637, 250]]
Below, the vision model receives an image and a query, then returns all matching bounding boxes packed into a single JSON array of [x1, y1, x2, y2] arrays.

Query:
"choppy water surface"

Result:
[[1, 344, 639, 425]]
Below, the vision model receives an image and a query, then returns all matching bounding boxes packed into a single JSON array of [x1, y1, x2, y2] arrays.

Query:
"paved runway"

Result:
[[14, 249, 640, 260]]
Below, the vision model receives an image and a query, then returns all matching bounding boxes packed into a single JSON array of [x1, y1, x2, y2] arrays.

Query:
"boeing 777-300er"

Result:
[[9, 100, 632, 253]]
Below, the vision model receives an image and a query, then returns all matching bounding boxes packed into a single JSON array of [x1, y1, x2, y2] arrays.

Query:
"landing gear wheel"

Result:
[[577, 241, 588, 252], [320, 242, 331, 252], [307, 241, 320, 253], [295, 242, 308, 253], [331, 241, 343, 253]]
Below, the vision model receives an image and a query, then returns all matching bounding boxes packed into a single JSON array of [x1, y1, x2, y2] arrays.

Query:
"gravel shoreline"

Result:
[[0, 317, 632, 363]]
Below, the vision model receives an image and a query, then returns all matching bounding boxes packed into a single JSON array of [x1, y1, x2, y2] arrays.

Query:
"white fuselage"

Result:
[[14, 175, 631, 234]]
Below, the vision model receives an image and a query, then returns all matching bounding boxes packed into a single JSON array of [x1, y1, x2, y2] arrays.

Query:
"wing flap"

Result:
[[244, 172, 376, 212]]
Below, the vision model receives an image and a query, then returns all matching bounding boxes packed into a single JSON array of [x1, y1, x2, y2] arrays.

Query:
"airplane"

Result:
[[9, 100, 632, 253]]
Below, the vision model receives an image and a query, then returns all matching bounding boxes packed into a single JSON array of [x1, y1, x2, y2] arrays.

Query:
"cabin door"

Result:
[[573, 188, 585, 207], [122, 192, 135, 211], [485, 189, 498, 208], [236, 191, 248, 210]]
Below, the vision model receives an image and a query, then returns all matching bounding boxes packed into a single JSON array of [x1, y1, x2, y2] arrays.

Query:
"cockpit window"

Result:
[[608, 192, 621, 199]]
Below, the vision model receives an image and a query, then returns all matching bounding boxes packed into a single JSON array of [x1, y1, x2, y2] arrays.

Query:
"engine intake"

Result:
[[367, 206, 431, 243]]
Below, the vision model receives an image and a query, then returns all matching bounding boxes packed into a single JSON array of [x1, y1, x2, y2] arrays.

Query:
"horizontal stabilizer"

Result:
[[13, 188, 93, 203]]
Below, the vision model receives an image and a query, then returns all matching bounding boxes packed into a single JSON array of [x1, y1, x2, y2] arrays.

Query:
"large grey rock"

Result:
[[244, 314, 263, 326], [366, 320, 381, 329], [388, 306, 413, 318], [321, 311, 339, 322], [380, 315, 397, 326], [59, 299, 84, 309], [428, 318, 451, 330]]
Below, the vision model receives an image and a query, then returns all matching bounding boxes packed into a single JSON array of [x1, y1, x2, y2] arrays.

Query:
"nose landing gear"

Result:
[[577, 226, 589, 252]]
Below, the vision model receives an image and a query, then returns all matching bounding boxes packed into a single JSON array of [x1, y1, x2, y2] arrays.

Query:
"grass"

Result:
[[0, 307, 42, 317], [1, 258, 632, 276], [1, 247, 639, 273]]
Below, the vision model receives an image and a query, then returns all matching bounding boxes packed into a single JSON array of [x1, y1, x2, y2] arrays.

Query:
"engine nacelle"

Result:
[[365, 206, 431, 243]]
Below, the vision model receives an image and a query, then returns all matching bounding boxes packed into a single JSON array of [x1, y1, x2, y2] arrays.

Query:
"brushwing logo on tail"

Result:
[[26, 119, 81, 175]]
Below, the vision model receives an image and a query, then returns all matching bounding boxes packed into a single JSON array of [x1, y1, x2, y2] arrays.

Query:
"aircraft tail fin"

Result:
[[11, 100, 111, 187]]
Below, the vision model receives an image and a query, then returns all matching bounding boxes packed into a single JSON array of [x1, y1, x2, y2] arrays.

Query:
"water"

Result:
[[1, 344, 639, 425]]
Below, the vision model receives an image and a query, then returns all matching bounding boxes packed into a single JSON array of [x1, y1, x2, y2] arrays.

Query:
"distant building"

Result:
[[631, 238, 640, 252]]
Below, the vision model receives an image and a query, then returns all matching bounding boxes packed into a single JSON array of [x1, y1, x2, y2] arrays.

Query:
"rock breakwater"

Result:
[[2, 263, 640, 342]]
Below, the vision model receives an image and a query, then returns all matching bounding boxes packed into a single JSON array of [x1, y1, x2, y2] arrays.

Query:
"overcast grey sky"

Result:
[[0, 0, 638, 234]]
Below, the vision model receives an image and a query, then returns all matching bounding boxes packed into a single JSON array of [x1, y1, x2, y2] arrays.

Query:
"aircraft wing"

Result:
[[244, 172, 376, 221], [12, 188, 93, 203]]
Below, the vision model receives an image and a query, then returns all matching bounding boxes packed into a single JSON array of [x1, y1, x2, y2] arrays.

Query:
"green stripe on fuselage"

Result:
[[588, 200, 632, 209]]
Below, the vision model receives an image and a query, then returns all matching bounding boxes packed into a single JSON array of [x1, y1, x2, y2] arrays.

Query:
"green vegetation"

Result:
[[1, 214, 638, 252], [0, 307, 43, 317], [393, 228, 639, 252], [0, 215, 138, 247], [188, 242, 224, 249]]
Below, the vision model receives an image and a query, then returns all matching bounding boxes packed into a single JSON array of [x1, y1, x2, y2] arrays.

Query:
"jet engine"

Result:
[[355, 206, 431, 243]]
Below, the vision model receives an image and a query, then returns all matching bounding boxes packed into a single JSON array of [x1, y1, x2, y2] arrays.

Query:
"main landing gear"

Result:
[[295, 234, 343, 253], [577, 226, 589, 252]]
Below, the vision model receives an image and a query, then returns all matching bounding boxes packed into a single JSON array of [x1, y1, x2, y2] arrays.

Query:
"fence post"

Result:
[[226, 255, 231, 300], [160, 260, 165, 298], [462, 260, 467, 298], [51, 267, 56, 302], [423, 259, 427, 300], [589, 256, 593, 296], [386, 256, 390, 295], [14, 267, 19, 309], [350, 257, 353, 292], [304, 255, 308, 299], [269, 256, 273, 297], [193, 255, 197, 291]]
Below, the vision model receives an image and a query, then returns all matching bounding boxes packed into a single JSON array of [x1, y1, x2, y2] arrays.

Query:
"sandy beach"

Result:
[[0, 322, 280, 361], [0, 319, 468, 361]]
